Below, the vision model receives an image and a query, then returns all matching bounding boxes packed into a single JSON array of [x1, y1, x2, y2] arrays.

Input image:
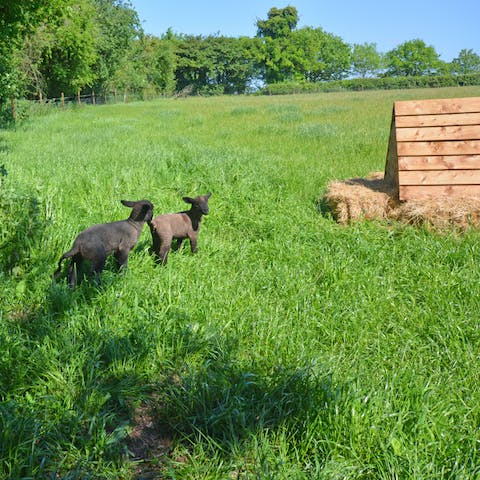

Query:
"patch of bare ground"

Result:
[[125, 401, 173, 479]]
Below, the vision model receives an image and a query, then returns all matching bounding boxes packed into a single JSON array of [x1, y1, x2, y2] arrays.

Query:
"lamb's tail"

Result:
[[53, 246, 79, 280]]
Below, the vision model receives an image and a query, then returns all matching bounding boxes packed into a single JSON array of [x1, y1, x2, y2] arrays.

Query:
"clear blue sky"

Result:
[[129, 0, 479, 62]]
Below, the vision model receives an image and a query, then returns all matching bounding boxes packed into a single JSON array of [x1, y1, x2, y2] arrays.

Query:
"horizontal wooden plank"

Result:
[[399, 184, 480, 201], [396, 125, 480, 142], [395, 112, 480, 128], [399, 169, 480, 186], [398, 155, 480, 171], [397, 140, 480, 156], [395, 97, 480, 116]]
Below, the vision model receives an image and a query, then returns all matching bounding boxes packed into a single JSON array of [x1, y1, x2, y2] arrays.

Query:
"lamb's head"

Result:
[[183, 193, 212, 215], [121, 199, 154, 223]]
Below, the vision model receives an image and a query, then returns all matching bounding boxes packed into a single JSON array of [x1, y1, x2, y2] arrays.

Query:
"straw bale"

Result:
[[325, 172, 398, 225], [323, 172, 480, 231], [392, 196, 480, 231]]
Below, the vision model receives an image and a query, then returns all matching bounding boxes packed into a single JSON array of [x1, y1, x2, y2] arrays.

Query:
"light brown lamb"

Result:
[[148, 193, 211, 264]]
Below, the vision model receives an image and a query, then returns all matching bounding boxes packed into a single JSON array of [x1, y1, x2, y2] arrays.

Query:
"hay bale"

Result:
[[324, 171, 480, 231], [392, 196, 480, 231], [325, 172, 398, 224]]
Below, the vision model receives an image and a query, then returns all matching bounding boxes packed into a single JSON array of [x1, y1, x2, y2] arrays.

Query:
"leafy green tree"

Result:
[[0, 0, 53, 106], [0, 0, 51, 40], [451, 48, 480, 74], [174, 35, 262, 94], [292, 27, 351, 81], [259, 25, 351, 84], [4, 0, 142, 100], [384, 39, 442, 76], [46, 0, 100, 96], [256, 7, 351, 84], [352, 42, 383, 78], [237, 36, 265, 91], [256, 6, 298, 39], [174, 35, 208, 93], [255, 6, 299, 83], [260, 36, 297, 83], [11, 0, 100, 98], [140, 33, 176, 95], [92, 0, 142, 92], [106, 38, 147, 95], [12, 24, 54, 99], [202, 36, 263, 94]]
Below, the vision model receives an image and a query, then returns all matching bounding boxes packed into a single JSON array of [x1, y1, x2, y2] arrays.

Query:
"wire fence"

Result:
[[7, 85, 199, 123], [9, 89, 147, 120]]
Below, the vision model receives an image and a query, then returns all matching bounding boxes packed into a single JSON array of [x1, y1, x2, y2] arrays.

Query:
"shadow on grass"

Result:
[[158, 359, 341, 443], [111, 317, 346, 477], [140, 327, 346, 475], [317, 195, 333, 218], [0, 186, 45, 273]]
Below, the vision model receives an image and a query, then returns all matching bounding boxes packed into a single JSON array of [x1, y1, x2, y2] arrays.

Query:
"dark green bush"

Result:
[[260, 73, 480, 95]]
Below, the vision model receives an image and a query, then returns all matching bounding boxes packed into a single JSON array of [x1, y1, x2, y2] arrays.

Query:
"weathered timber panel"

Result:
[[399, 169, 480, 185], [396, 125, 480, 142], [397, 140, 480, 156], [399, 185, 480, 200], [398, 155, 480, 171], [394, 97, 480, 116], [395, 112, 480, 128], [384, 96, 480, 201]]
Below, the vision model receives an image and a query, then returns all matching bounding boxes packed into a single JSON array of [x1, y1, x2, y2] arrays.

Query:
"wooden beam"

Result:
[[399, 184, 480, 200], [397, 140, 480, 156], [395, 112, 480, 128], [396, 125, 480, 142], [384, 109, 399, 194], [398, 155, 480, 171], [395, 97, 480, 116], [399, 169, 480, 185]]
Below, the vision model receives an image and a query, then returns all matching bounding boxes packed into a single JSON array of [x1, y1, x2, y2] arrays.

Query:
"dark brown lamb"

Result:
[[54, 199, 154, 287], [148, 193, 211, 264]]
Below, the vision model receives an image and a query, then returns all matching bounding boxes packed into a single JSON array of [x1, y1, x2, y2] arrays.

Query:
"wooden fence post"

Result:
[[114, 90, 117, 103], [77, 89, 81, 105], [92, 90, 95, 105], [61, 92, 65, 110], [123, 90, 127, 103]]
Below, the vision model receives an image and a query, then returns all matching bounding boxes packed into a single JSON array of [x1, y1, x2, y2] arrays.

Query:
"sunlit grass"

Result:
[[1, 86, 480, 478]]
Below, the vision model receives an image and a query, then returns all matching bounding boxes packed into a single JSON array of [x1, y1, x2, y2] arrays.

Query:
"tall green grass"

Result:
[[1, 86, 480, 478]]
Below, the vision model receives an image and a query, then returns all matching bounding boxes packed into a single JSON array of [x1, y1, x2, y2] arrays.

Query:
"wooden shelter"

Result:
[[384, 97, 480, 201]]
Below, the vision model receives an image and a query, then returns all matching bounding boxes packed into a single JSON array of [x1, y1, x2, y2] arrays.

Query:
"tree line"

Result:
[[1, 2, 480, 112]]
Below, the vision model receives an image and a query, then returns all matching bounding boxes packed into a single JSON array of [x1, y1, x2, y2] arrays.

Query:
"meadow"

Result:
[[1, 86, 480, 479]]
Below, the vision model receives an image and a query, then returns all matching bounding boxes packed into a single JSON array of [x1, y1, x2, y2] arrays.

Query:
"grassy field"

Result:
[[1, 86, 480, 479]]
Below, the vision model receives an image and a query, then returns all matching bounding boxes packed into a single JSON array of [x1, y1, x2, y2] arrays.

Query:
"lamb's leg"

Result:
[[67, 258, 77, 288], [114, 249, 129, 270], [91, 254, 106, 286], [151, 230, 161, 256], [159, 237, 172, 265], [189, 234, 198, 254], [53, 258, 64, 280], [67, 262, 75, 288]]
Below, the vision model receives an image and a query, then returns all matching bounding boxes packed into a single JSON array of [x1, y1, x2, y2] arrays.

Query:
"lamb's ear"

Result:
[[141, 202, 153, 219], [183, 196, 193, 204], [121, 200, 135, 207], [206, 192, 212, 199]]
